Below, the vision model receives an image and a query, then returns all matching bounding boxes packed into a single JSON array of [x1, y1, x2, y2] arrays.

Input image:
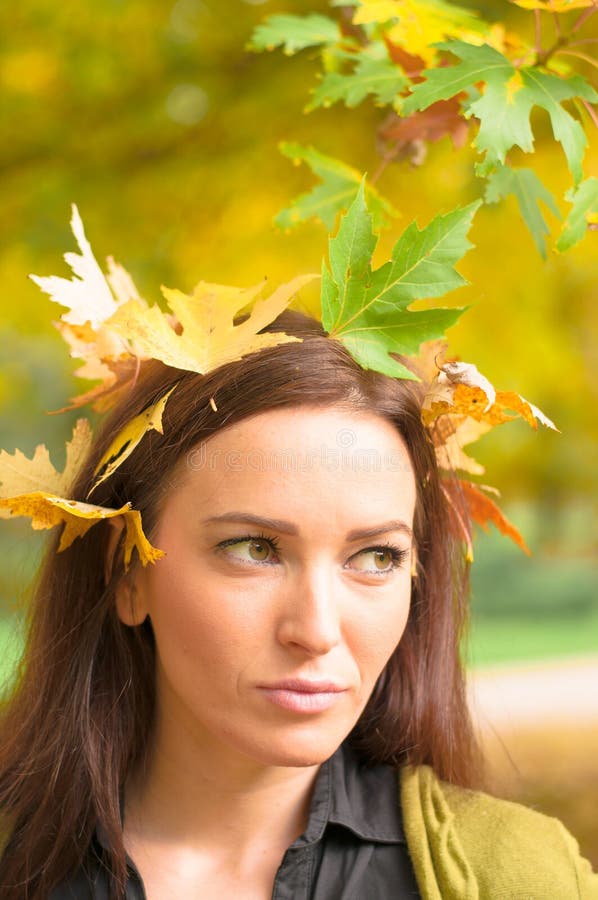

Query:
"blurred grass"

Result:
[[470, 614, 598, 666], [468, 499, 598, 666]]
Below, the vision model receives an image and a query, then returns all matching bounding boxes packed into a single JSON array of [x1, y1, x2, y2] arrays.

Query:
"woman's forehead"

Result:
[[164, 405, 417, 528], [200, 404, 411, 457]]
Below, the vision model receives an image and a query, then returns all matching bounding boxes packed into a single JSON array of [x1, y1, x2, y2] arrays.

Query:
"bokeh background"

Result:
[[1, 0, 597, 864]]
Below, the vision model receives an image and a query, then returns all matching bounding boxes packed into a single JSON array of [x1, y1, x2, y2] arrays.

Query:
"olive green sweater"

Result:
[[401, 765, 598, 899]]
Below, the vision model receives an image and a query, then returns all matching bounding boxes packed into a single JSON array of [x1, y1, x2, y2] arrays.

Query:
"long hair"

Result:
[[0, 310, 480, 897]]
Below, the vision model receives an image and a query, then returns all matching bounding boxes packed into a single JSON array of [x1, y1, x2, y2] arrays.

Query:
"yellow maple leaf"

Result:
[[354, 0, 485, 65], [91, 385, 177, 490], [107, 275, 318, 375], [0, 423, 162, 567], [0, 418, 92, 499], [511, 0, 595, 11], [0, 493, 162, 568], [31, 208, 318, 413]]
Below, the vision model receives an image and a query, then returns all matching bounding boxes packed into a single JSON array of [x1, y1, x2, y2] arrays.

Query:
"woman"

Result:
[[0, 310, 596, 899]]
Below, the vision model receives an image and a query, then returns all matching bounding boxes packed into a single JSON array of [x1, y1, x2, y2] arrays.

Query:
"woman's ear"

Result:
[[115, 573, 148, 627], [106, 518, 149, 626]]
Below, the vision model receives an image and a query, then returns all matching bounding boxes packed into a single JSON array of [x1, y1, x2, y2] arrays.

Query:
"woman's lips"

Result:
[[257, 680, 348, 713]]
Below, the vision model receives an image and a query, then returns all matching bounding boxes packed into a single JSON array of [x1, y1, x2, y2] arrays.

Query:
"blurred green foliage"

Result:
[[0, 0, 596, 655]]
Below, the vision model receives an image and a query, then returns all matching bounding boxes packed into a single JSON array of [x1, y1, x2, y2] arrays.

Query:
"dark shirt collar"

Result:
[[286, 741, 405, 849], [96, 741, 405, 854]]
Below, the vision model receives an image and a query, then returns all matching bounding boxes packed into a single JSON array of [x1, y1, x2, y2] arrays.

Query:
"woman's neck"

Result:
[[123, 706, 322, 870]]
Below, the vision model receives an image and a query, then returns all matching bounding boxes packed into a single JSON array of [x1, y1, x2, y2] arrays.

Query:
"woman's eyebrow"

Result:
[[346, 521, 413, 542], [201, 512, 413, 541], [201, 513, 299, 534]]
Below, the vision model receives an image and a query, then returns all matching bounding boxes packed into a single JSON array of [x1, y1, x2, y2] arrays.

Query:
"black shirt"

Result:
[[51, 743, 421, 898]]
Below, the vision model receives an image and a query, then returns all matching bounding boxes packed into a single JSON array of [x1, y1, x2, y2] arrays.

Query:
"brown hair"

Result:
[[0, 310, 480, 898]]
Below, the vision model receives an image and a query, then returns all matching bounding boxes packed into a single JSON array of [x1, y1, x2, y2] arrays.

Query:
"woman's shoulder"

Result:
[[399, 763, 598, 899]]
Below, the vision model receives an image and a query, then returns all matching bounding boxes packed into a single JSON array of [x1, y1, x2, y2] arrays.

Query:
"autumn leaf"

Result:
[[422, 362, 558, 430], [377, 98, 469, 165], [460, 480, 531, 554], [0, 418, 92, 499], [432, 359, 497, 409], [383, 36, 427, 74], [29, 204, 137, 329], [247, 13, 339, 55], [484, 165, 560, 257], [320, 182, 479, 378], [511, 0, 596, 10], [352, 0, 486, 66], [406, 338, 447, 377], [107, 275, 316, 376], [418, 357, 493, 474], [51, 357, 141, 414], [91, 385, 177, 489], [557, 176, 598, 251], [0, 494, 160, 567], [441, 478, 530, 560], [29, 208, 318, 413], [275, 142, 398, 231], [0, 421, 161, 567], [29, 205, 149, 410], [432, 416, 491, 475], [403, 40, 598, 185], [50, 317, 139, 412]]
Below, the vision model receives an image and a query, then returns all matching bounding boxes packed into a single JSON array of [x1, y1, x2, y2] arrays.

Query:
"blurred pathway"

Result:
[[469, 654, 598, 731]]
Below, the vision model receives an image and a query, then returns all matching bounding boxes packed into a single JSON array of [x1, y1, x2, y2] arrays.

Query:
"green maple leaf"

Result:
[[306, 54, 407, 112], [557, 177, 598, 252], [484, 166, 560, 258], [247, 14, 339, 55], [403, 41, 598, 185], [321, 182, 480, 378], [274, 143, 398, 231]]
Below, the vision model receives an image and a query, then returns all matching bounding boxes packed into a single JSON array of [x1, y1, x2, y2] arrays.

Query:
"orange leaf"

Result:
[[378, 97, 469, 151], [422, 361, 557, 431], [460, 480, 531, 554]]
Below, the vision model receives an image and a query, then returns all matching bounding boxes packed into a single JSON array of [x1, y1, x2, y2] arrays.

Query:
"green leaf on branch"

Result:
[[306, 53, 407, 111], [321, 182, 480, 378], [247, 14, 339, 55], [274, 143, 399, 231], [484, 166, 560, 258], [557, 177, 598, 252], [403, 40, 598, 185]]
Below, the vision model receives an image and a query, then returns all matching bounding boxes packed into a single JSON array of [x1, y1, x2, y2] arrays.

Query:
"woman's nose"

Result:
[[276, 565, 342, 657]]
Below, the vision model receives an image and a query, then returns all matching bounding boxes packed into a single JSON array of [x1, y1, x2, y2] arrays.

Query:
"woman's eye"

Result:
[[349, 546, 407, 574], [217, 535, 279, 564]]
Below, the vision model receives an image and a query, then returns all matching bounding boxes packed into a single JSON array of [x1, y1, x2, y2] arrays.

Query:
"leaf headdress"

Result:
[[0, 193, 555, 567]]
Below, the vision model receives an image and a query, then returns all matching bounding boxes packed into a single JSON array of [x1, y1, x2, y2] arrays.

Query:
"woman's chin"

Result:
[[229, 728, 350, 770]]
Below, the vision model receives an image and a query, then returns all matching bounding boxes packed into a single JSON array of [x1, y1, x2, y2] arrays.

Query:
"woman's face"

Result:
[[122, 405, 417, 769]]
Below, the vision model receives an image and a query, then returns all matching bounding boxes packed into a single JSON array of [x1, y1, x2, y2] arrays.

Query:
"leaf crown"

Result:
[[0, 190, 556, 568]]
